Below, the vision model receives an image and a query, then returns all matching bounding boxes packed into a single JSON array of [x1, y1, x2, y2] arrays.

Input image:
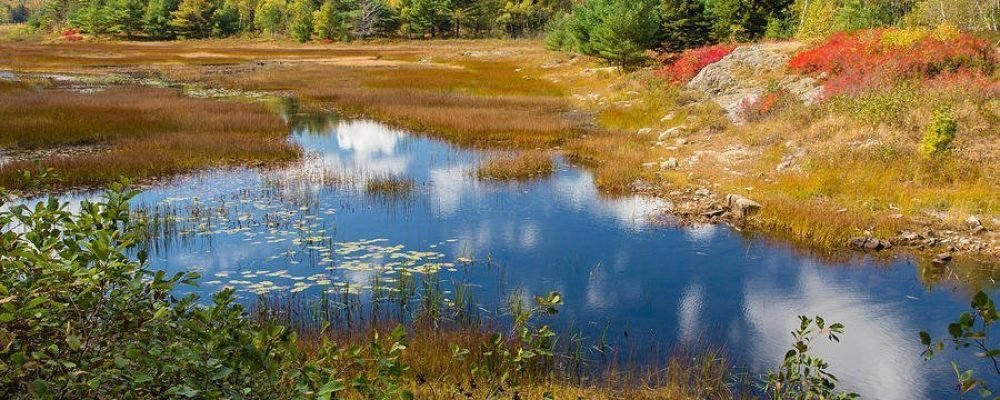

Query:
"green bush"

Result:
[[920, 108, 957, 157], [0, 182, 411, 399]]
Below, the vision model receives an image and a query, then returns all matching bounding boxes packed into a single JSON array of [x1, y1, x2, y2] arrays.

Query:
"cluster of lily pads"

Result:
[[134, 188, 470, 297]]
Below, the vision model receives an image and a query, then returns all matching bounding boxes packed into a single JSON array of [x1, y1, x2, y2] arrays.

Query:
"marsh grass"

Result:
[[252, 274, 747, 400], [364, 175, 415, 199], [0, 82, 299, 190], [2, 39, 997, 252], [475, 151, 556, 181]]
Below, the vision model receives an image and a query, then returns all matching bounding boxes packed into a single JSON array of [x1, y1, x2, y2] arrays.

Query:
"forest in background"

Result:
[[0, 0, 996, 51]]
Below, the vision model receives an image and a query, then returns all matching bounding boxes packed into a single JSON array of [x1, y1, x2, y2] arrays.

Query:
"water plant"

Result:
[[765, 315, 857, 400], [921, 290, 1000, 398], [475, 151, 556, 181], [364, 175, 415, 200]]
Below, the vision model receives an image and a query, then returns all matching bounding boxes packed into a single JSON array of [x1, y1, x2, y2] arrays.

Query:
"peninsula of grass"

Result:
[[475, 151, 556, 181], [0, 80, 299, 191]]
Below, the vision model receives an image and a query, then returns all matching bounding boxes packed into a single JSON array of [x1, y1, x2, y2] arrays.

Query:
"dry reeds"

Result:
[[475, 151, 555, 181], [0, 84, 299, 190]]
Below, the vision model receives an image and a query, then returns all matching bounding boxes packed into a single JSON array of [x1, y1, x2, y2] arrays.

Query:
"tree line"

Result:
[[4, 0, 996, 55], [545, 0, 999, 69], [13, 0, 572, 40]]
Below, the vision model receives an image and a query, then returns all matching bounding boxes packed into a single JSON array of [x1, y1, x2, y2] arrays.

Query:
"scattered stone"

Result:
[[658, 126, 683, 141], [675, 138, 689, 145], [637, 128, 652, 136], [932, 252, 953, 264], [967, 215, 982, 229], [694, 188, 711, 197], [630, 179, 654, 191], [641, 162, 657, 170], [724, 194, 762, 218], [660, 112, 676, 122], [849, 237, 892, 251], [660, 158, 679, 170], [900, 231, 920, 241], [703, 209, 726, 218]]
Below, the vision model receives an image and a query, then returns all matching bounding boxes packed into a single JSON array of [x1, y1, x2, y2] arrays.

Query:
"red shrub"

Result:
[[656, 44, 738, 84], [60, 28, 83, 41], [788, 29, 996, 97]]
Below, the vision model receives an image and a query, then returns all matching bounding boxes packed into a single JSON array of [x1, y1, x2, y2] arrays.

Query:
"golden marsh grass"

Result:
[[0, 83, 299, 190], [475, 151, 556, 181]]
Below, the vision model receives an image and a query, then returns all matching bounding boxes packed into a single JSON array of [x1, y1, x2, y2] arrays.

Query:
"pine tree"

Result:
[[254, 0, 286, 34], [106, 0, 144, 38], [144, 0, 178, 38], [287, 0, 313, 41], [170, 0, 217, 38], [312, 0, 338, 38], [73, 0, 111, 35], [659, 0, 713, 52], [590, 0, 660, 70]]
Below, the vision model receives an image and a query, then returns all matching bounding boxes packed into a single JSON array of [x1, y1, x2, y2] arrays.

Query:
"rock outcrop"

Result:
[[724, 194, 761, 218], [686, 43, 822, 124]]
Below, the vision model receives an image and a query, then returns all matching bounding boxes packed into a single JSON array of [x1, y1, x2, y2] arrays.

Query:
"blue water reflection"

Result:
[[109, 111, 996, 399]]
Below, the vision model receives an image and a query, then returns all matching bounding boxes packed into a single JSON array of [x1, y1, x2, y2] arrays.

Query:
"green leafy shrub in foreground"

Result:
[[920, 108, 957, 157], [0, 182, 410, 399]]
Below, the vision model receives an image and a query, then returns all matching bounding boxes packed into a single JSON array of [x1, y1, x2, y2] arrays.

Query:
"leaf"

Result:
[[317, 380, 347, 397], [919, 331, 932, 345], [66, 335, 82, 351], [210, 366, 232, 380], [949, 322, 964, 338], [166, 385, 199, 398]]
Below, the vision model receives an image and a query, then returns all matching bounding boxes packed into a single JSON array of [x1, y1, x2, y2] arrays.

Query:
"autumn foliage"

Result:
[[788, 29, 996, 97], [656, 44, 738, 84]]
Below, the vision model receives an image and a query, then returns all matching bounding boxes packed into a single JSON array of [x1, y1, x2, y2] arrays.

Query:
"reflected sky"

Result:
[[50, 111, 996, 399]]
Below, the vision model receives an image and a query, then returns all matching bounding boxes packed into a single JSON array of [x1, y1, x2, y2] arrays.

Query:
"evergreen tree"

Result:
[[214, 0, 241, 36], [659, 0, 713, 51], [224, 0, 255, 32], [170, 0, 217, 38], [106, 0, 143, 38], [287, 0, 313, 41], [312, 0, 338, 38], [403, 0, 450, 37], [144, 0, 178, 38], [590, 0, 660, 70], [254, 0, 286, 34], [73, 0, 111, 35]]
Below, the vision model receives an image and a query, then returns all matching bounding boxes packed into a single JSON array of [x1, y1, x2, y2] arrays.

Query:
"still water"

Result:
[[81, 110, 997, 399]]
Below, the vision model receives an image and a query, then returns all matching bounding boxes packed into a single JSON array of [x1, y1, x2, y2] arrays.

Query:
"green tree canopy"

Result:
[[170, 0, 218, 38], [659, 0, 714, 52]]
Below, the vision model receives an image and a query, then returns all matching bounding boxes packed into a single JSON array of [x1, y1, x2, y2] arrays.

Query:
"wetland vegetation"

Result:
[[2, 0, 1000, 398]]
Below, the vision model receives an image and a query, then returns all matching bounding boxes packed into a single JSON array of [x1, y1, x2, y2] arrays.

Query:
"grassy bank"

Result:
[[0, 78, 299, 191], [0, 37, 997, 261]]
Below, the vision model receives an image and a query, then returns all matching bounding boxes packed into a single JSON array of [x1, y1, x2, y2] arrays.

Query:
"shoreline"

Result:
[[0, 38, 996, 268]]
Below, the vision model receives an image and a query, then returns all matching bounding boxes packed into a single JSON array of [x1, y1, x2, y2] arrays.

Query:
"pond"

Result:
[[51, 107, 997, 399]]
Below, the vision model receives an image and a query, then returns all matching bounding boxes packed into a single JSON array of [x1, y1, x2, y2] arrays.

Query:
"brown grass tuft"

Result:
[[475, 151, 555, 181]]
